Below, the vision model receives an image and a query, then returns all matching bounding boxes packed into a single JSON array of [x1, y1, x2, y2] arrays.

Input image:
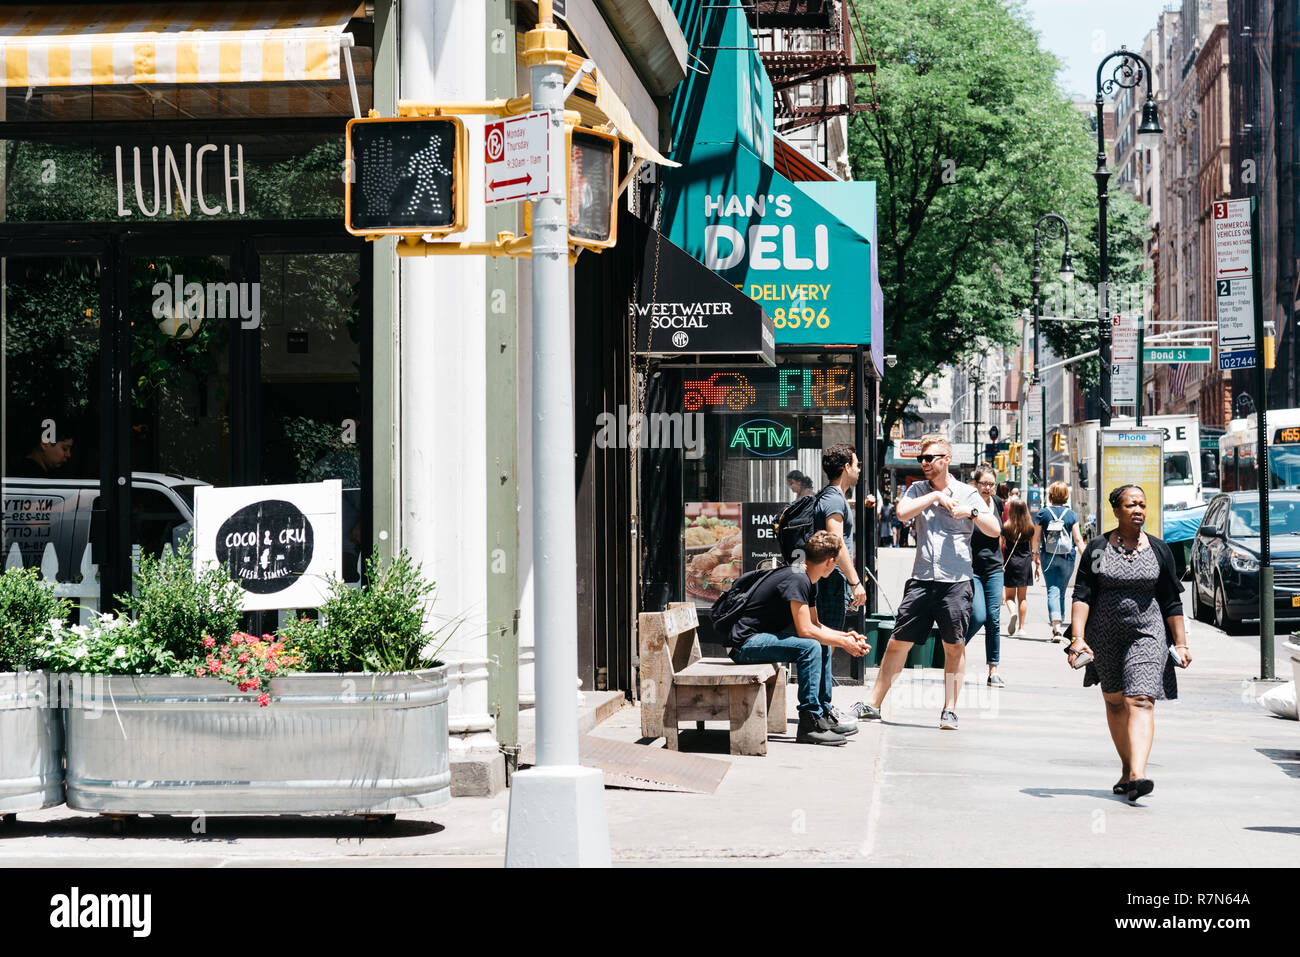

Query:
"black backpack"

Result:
[[711, 568, 776, 638], [773, 486, 834, 564]]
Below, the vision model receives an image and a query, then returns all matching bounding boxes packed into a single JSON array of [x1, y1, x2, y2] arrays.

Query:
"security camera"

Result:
[[885, 354, 898, 368]]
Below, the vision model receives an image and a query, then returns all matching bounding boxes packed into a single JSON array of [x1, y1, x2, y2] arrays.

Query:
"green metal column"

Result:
[[371, 0, 400, 560], [485, 0, 521, 771]]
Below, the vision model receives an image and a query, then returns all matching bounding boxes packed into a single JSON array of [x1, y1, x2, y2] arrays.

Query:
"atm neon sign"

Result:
[[729, 419, 795, 457]]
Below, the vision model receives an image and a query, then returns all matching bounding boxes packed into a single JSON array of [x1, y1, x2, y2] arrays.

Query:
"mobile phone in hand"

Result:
[[1064, 644, 1092, 669]]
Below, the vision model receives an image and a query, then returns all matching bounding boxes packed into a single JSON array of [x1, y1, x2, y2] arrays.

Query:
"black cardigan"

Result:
[[1071, 533, 1184, 620]]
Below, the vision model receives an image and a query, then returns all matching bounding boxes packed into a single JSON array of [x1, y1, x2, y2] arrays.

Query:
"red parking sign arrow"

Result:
[[489, 174, 532, 190]]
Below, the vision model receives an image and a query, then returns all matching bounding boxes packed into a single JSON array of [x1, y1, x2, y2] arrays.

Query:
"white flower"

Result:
[[71, 645, 88, 660], [112, 646, 127, 660], [70, 624, 88, 639], [48, 618, 64, 633]]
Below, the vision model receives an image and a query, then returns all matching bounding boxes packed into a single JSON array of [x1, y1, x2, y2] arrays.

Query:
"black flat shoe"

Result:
[[1112, 780, 1127, 795], [1126, 778, 1154, 802]]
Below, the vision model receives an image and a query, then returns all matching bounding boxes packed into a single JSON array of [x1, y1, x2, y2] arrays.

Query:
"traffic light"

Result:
[[1051, 432, 1067, 453], [567, 127, 620, 250], [1008, 442, 1021, 466], [345, 116, 469, 237], [995, 452, 1008, 472]]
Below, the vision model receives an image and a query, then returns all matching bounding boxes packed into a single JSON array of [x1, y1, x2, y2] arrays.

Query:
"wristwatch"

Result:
[[971, 505, 981, 518]]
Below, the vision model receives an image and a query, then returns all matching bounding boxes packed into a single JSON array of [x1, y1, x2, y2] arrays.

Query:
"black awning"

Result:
[[630, 216, 775, 366]]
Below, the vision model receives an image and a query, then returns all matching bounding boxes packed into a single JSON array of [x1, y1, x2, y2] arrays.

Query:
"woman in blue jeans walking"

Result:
[[1032, 480, 1087, 641], [964, 465, 1006, 686]]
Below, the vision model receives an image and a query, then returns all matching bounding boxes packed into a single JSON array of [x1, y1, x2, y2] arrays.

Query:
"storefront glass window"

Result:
[[2, 256, 104, 581], [681, 357, 858, 612], [3, 133, 345, 223]]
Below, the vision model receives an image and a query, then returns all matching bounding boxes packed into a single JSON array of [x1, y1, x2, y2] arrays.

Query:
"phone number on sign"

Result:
[[772, 306, 830, 329]]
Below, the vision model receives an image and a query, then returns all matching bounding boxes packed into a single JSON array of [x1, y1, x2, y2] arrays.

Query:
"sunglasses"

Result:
[[916, 454, 948, 464]]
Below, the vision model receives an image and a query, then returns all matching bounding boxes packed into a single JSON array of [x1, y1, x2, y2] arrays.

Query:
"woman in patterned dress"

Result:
[[1066, 485, 1191, 802]]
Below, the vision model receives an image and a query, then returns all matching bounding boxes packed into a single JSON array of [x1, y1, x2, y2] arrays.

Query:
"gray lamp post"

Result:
[[1094, 46, 1162, 427], [1030, 213, 1074, 487]]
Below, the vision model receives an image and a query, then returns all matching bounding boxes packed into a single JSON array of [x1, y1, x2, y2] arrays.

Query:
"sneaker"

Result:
[[1005, 609, 1019, 636], [986, 673, 1006, 688], [939, 709, 959, 730], [1050, 624, 1064, 643], [822, 707, 859, 736], [796, 711, 847, 746], [851, 701, 882, 721]]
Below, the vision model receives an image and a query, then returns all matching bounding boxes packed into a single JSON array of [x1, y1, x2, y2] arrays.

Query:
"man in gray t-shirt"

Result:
[[904, 475, 983, 582], [855, 436, 1002, 731]]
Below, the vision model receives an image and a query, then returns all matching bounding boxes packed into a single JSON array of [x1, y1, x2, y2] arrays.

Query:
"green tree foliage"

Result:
[[847, 0, 1151, 432]]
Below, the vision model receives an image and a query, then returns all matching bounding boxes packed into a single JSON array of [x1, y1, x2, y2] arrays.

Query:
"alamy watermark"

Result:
[[595, 404, 704, 450], [152, 274, 260, 332]]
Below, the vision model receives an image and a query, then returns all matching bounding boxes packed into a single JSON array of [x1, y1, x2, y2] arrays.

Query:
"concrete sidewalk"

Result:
[[1, 546, 1297, 866]]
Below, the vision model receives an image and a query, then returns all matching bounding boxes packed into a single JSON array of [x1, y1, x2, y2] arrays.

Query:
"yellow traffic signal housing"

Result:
[[345, 116, 469, 237], [1051, 432, 1066, 453], [995, 452, 1008, 472], [567, 127, 620, 250], [1008, 442, 1021, 466]]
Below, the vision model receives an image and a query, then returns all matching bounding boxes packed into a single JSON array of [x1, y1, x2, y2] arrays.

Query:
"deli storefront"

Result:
[[638, 1, 885, 674], [0, 3, 372, 606]]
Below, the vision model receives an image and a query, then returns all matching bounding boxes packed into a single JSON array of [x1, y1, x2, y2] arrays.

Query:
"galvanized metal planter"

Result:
[[0, 671, 64, 813], [63, 668, 450, 814]]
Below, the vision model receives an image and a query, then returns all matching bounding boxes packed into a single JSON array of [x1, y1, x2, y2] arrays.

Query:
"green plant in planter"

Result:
[[282, 549, 454, 673], [120, 539, 245, 668], [36, 540, 247, 676], [0, 567, 71, 672]]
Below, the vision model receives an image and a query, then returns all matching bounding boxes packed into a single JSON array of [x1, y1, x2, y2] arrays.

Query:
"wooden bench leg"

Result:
[[766, 666, 787, 734], [728, 683, 767, 756], [663, 683, 679, 751]]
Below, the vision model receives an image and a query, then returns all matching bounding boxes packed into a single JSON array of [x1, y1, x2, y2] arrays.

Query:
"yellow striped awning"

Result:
[[0, 2, 357, 88], [516, 32, 678, 168]]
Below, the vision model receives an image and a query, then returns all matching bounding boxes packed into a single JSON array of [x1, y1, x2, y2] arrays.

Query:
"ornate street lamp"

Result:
[[1030, 213, 1073, 488], [1094, 46, 1161, 427]]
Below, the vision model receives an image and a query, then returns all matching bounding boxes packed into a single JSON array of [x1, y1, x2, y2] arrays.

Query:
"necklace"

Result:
[[1110, 532, 1144, 559]]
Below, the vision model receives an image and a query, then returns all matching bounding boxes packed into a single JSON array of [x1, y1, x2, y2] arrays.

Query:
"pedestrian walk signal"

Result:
[[345, 116, 468, 237], [568, 127, 619, 250]]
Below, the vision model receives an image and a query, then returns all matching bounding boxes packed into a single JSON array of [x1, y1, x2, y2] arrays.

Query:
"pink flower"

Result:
[[257, 693, 271, 707], [202, 636, 215, 649], [238, 652, 250, 663], [194, 666, 205, 676], [266, 662, 277, 674]]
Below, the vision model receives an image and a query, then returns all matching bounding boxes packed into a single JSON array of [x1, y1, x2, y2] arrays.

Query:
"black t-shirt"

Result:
[[728, 565, 818, 648], [970, 495, 1003, 577]]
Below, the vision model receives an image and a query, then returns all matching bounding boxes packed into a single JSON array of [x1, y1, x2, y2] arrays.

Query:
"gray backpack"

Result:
[[1043, 506, 1072, 556]]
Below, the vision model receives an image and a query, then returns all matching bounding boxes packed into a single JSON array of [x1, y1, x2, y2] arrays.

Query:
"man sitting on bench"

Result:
[[723, 530, 870, 746]]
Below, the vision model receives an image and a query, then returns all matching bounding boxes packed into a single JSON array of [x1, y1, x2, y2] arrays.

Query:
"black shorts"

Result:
[[892, 579, 974, 646]]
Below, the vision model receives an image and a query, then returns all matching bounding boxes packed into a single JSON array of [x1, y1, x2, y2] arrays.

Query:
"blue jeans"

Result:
[[731, 632, 831, 715], [964, 569, 1003, 665], [1040, 552, 1075, 624]]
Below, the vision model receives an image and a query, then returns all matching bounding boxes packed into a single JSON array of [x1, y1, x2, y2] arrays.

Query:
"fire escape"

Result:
[[743, 0, 878, 136]]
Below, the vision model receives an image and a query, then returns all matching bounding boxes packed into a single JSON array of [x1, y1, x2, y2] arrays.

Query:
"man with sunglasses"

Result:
[[854, 435, 1002, 730]]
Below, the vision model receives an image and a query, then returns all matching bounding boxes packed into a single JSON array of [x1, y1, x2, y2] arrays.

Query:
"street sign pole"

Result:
[[1136, 314, 1144, 427], [1251, 196, 1275, 680], [506, 0, 611, 867]]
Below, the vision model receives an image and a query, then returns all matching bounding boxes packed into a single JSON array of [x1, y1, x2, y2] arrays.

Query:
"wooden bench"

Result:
[[638, 602, 786, 756]]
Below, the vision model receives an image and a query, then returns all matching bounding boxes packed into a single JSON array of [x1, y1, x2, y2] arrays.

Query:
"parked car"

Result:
[[1189, 491, 1300, 632], [2, 473, 207, 581]]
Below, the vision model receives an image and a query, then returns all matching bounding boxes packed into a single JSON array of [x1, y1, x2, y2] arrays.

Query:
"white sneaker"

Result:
[[1005, 609, 1019, 636], [829, 704, 859, 733]]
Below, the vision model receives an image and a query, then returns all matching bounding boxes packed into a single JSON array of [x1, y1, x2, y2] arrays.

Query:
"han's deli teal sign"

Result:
[[661, 142, 872, 346]]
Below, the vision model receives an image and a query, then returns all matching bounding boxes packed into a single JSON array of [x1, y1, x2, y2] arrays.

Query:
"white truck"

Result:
[[1065, 414, 1202, 536]]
